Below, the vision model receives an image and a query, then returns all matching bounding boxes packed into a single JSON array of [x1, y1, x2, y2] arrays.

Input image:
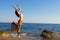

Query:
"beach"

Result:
[[0, 32, 42, 40], [0, 31, 60, 40]]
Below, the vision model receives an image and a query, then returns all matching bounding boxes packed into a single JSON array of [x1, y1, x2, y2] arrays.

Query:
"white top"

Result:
[[20, 13, 23, 21], [16, 9, 23, 21]]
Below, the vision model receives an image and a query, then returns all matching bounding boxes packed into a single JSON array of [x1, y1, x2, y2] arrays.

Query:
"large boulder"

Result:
[[41, 29, 60, 40], [0, 31, 12, 38]]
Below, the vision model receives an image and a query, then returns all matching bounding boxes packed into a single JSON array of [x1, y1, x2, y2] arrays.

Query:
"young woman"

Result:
[[15, 8, 23, 38], [11, 5, 23, 38]]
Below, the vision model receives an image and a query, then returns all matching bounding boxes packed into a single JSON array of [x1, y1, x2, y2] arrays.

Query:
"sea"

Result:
[[0, 22, 60, 37]]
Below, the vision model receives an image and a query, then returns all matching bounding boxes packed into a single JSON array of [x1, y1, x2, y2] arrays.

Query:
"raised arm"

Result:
[[13, 5, 17, 10], [13, 5, 22, 17]]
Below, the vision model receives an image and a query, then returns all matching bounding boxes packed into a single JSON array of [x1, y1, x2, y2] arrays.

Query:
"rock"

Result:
[[11, 22, 17, 31], [0, 31, 12, 38], [41, 29, 60, 40]]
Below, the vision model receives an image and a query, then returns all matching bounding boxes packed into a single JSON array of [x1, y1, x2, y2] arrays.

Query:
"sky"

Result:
[[0, 0, 60, 23]]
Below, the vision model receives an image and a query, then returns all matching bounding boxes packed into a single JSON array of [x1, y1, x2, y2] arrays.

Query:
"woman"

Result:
[[15, 8, 23, 38], [12, 5, 23, 38]]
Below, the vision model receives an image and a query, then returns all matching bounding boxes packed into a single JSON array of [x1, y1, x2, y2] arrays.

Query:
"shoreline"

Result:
[[0, 30, 60, 40], [0, 31, 42, 40]]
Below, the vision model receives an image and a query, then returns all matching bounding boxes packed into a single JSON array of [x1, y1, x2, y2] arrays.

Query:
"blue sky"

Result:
[[0, 0, 60, 23]]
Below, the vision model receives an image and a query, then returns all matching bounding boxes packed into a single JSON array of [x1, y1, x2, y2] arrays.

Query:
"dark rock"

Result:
[[11, 22, 17, 31], [41, 29, 60, 40]]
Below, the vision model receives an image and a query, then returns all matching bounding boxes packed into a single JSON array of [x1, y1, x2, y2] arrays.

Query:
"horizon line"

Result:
[[0, 22, 60, 24]]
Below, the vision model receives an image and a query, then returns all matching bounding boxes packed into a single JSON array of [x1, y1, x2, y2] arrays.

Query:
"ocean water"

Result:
[[0, 22, 60, 34]]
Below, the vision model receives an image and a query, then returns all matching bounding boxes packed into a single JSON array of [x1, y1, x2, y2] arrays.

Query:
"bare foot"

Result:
[[17, 35, 20, 40]]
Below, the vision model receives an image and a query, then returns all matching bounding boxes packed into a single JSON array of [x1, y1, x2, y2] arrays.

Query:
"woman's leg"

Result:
[[17, 19, 23, 38]]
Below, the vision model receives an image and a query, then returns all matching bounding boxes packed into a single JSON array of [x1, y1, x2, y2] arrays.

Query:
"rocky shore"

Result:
[[0, 30, 60, 40], [41, 29, 60, 40]]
